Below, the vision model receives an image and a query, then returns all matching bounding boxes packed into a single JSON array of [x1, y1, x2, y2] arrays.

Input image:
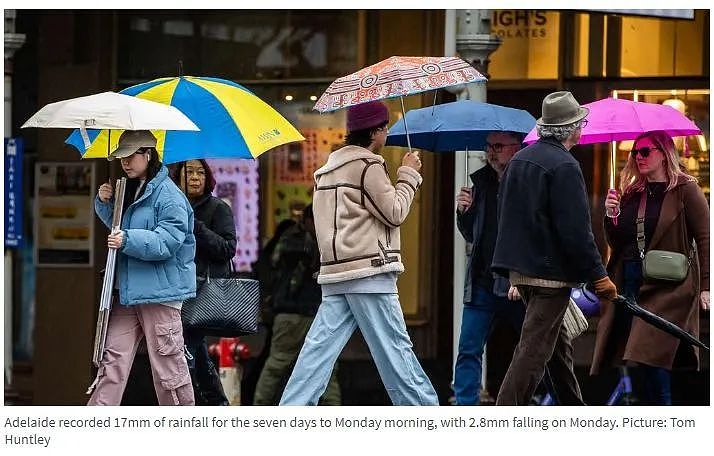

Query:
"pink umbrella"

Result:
[[524, 97, 701, 144], [524, 97, 702, 224]]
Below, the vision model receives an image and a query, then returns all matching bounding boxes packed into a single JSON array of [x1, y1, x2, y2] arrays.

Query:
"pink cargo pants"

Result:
[[87, 302, 195, 406]]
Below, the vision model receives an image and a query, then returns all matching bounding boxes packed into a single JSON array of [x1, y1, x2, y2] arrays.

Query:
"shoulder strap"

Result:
[[636, 190, 647, 259]]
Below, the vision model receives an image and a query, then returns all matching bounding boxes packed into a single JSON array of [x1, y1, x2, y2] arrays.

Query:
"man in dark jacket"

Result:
[[454, 131, 528, 405], [491, 91, 617, 405], [253, 205, 341, 405]]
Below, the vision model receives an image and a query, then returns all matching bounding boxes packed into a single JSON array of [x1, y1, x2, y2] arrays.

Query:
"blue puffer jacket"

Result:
[[95, 166, 197, 306]]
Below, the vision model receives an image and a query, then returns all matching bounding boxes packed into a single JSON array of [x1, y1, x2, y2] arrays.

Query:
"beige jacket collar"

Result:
[[315, 145, 384, 177]]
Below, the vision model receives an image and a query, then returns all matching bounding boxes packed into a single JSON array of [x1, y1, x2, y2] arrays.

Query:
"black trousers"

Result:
[[496, 285, 585, 406], [183, 328, 229, 406]]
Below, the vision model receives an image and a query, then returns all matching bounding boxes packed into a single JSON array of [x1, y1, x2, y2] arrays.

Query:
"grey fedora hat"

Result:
[[108, 130, 157, 161], [536, 91, 589, 126]]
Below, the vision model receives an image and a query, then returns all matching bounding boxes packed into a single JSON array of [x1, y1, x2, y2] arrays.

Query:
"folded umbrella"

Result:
[[613, 295, 709, 350]]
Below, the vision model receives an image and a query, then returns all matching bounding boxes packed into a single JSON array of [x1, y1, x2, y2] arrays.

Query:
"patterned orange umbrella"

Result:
[[314, 56, 486, 152], [314, 56, 486, 113]]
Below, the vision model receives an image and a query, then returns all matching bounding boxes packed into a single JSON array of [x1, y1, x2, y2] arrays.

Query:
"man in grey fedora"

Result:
[[491, 91, 617, 405]]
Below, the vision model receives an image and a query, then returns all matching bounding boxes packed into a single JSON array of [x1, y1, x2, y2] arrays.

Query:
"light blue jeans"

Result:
[[279, 293, 439, 406]]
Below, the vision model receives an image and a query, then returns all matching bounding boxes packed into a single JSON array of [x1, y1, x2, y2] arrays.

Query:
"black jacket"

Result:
[[457, 165, 511, 301], [491, 137, 607, 283], [270, 223, 322, 316], [192, 194, 237, 278]]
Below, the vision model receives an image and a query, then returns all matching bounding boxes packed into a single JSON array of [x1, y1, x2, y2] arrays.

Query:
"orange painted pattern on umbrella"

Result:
[[314, 56, 486, 113]]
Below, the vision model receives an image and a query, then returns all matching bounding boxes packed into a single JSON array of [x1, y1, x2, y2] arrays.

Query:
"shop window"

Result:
[[117, 11, 359, 82], [572, 13, 590, 77], [489, 10, 560, 80], [620, 11, 706, 77]]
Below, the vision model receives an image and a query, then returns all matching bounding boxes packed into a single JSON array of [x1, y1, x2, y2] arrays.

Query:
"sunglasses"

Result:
[[631, 146, 662, 158]]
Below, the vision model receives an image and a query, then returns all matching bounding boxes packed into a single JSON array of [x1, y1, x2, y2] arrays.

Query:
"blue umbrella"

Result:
[[386, 100, 536, 152]]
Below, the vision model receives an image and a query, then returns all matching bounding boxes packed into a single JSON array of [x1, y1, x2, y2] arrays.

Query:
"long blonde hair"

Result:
[[619, 130, 696, 196]]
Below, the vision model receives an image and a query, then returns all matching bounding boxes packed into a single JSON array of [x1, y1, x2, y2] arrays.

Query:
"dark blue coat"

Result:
[[491, 137, 607, 283]]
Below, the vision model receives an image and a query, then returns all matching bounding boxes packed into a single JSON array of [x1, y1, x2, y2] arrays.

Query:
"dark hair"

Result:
[[171, 159, 217, 196], [121, 147, 162, 213], [345, 121, 388, 148]]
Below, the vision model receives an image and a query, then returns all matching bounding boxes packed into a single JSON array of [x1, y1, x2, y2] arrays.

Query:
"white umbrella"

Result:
[[21, 91, 199, 148]]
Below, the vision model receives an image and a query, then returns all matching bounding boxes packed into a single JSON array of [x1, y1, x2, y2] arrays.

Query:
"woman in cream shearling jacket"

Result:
[[279, 100, 439, 406]]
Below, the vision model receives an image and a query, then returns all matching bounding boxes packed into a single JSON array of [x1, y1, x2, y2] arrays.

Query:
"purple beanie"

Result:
[[347, 101, 389, 132]]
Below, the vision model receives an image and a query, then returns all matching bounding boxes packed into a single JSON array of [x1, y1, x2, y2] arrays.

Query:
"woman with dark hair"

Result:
[[172, 159, 236, 405], [89, 130, 196, 406], [592, 130, 710, 405]]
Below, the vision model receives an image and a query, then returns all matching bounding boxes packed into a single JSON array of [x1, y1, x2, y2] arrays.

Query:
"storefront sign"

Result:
[[489, 10, 560, 80], [492, 10, 550, 39], [34, 162, 95, 267], [5, 138, 23, 248]]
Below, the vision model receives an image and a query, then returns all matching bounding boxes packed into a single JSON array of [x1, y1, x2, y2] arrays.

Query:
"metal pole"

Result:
[[452, 9, 501, 404], [4, 9, 26, 386], [399, 96, 412, 154]]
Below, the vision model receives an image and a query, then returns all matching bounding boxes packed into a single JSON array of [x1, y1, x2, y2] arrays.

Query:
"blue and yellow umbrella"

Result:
[[66, 76, 304, 163]]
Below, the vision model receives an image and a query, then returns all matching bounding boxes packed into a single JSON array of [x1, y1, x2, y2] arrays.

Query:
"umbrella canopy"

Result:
[[21, 91, 198, 141], [386, 100, 536, 151], [524, 98, 701, 145], [614, 295, 709, 350], [66, 76, 304, 164], [313, 56, 486, 113]]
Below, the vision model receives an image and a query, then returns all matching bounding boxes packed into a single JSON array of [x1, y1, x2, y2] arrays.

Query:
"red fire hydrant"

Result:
[[208, 337, 251, 405]]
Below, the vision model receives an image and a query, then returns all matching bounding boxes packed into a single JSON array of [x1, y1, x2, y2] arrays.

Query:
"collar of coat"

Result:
[[314, 145, 383, 177], [131, 165, 169, 207]]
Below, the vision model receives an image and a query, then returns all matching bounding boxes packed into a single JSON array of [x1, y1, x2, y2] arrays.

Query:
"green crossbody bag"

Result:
[[636, 191, 691, 282]]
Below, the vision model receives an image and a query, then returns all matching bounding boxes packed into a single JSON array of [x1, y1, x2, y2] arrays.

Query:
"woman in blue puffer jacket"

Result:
[[87, 130, 196, 406]]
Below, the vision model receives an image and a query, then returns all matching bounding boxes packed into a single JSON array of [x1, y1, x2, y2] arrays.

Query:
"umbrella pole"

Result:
[[609, 140, 618, 226], [107, 129, 111, 180], [399, 96, 412, 154], [464, 146, 469, 186]]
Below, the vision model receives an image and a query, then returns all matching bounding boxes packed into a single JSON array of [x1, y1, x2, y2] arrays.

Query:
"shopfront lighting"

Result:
[[696, 135, 707, 152], [663, 98, 686, 114]]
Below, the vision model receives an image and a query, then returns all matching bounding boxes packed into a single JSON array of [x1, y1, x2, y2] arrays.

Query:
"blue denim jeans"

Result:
[[622, 260, 672, 405], [279, 293, 438, 406], [454, 285, 527, 405]]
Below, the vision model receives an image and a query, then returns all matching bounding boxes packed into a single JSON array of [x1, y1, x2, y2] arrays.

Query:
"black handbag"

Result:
[[182, 269, 261, 337]]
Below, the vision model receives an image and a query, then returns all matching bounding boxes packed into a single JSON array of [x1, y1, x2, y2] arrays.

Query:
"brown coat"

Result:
[[312, 145, 422, 284], [591, 176, 709, 374]]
